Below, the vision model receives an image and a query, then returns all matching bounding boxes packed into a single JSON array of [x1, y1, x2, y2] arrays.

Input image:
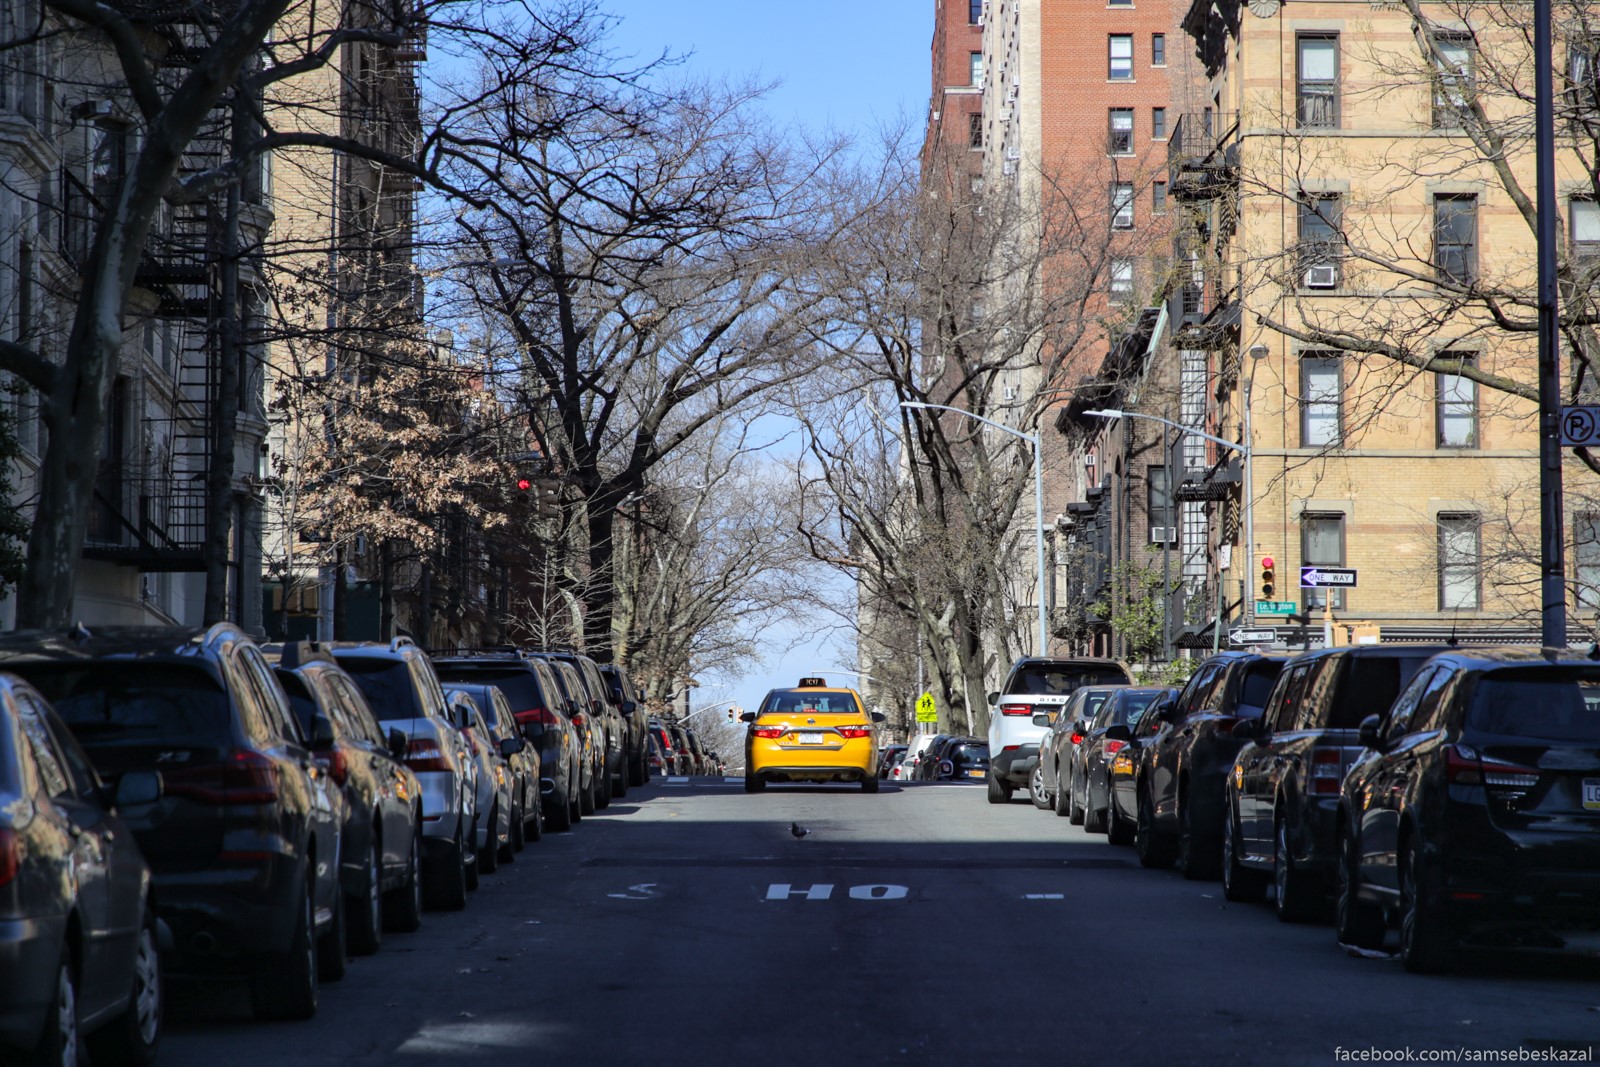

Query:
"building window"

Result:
[[1298, 194, 1342, 289], [1297, 34, 1339, 128], [1432, 33, 1474, 128], [1111, 182, 1134, 229], [970, 52, 984, 87], [1109, 0, 1133, 5], [1148, 466, 1176, 544], [1108, 108, 1134, 154], [1152, 180, 1168, 213], [1152, 33, 1166, 66], [1433, 193, 1477, 285], [1109, 35, 1133, 80], [1302, 513, 1346, 610], [1301, 354, 1342, 447], [1569, 43, 1600, 111], [1151, 107, 1167, 140], [969, 0, 983, 24], [1110, 258, 1134, 302], [1438, 513, 1481, 610], [1435, 352, 1477, 448], [1571, 198, 1600, 260], [1576, 514, 1600, 610], [969, 112, 983, 148]]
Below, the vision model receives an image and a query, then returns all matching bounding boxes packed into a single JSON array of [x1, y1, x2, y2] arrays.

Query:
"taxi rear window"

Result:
[[763, 692, 861, 716]]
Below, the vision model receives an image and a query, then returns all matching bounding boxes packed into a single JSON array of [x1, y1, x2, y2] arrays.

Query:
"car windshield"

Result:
[[953, 744, 989, 762], [1327, 656, 1434, 729], [1081, 692, 1113, 723], [1114, 691, 1162, 727], [1012, 666, 1130, 694], [765, 692, 860, 715], [435, 667, 544, 715], [1469, 669, 1600, 743], [23, 664, 233, 748], [1236, 663, 1285, 719], [336, 658, 422, 722]]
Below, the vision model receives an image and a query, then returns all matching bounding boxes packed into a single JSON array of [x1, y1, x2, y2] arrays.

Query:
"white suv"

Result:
[[985, 657, 1132, 803]]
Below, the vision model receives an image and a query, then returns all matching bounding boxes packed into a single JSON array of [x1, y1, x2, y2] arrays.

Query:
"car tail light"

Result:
[[753, 727, 785, 739], [0, 829, 19, 888], [1104, 740, 1126, 755], [1002, 745, 1020, 752], [318, 748, 350, 786], [514, 707, 555, 727], [406, 738, 451, 772], [1310, 747, 1343, 795], [836, 727, 872, 739], [162, 750, 280, 804], [999, 703, 1032, 717], [1069, 732, 1084, 746], [1446, 744, 1540, 793]]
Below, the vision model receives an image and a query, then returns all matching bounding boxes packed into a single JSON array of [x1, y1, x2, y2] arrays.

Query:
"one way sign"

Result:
[[1300, 566, 1357, 588]]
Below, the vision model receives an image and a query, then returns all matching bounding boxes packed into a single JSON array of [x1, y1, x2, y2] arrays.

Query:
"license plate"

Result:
[[970, 768, 986, 778], [798, 732, 824, 745], [1584, 778, 1600, 811]]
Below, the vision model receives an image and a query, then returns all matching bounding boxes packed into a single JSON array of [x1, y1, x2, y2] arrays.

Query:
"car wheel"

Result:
[[546, 789, 573, 833], [1029, 766, 1051, 810], [30, 950, 80, 1067], [384, 824, 424, 932], [1335, 827, 1386, 950], [465, 814, 483, 889], [1052, 775, 1073, 817], [528, 796, 544, 842], [580, 774, 597, 816], [508, 800, 525, 855], [744, 774, 766, 793], [1068, 772, 1086, 825], [1178, 787, 1220, 881], [629, 751, 647, 788], [861, 774, 880, 793], [1106, 794, 1134, 846], [1222, 810, 1268, 903], [595, 758, 613, 809], [317, 878, 347, 983], [87, 910, 161, 1067], [251, 880, 318, 1020], [1274, 817, 1321, 923], [346, 834, 383, 956], [425, 821, 469, 911], [986, 773, 1011, 804], [478, 802, 501, 874], [1400, 837, 1458, 974], [1083, 795, 1108, 834], [1135, 784, 1177, 869]]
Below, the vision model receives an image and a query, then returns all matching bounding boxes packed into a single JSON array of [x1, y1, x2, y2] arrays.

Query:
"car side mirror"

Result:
[[309, 715, 337, 749], [987, 691, 999, 706], [739, 710, 756, 723], [1104, 724, 1132, 742], [869, 711, 886, 724], [621, 700, 638, 715], [499, 735, 525, 758], [388, 728, 408, 761], [1357, 714, 1384, 750], [113, 770, 163, 808], [1158, 702, 1181, 724]]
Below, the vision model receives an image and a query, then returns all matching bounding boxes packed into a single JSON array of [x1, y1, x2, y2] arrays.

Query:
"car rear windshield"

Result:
[[765, 692, 860, 715], [336, 658, 424, 722], [23, 664, 234, 749], [953, 744, 989, 762], [1469, 669, 1600, 743], [1236, 662, 1285, 719], [1011, 665, 1131, 694], [1114, 691, 1162, 726], [1326, 656, 1435, 729]]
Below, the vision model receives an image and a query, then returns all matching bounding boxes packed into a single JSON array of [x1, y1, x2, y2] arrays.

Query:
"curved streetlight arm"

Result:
[[901, 400, 1036, 443], [1083, 409, 1242, 456]]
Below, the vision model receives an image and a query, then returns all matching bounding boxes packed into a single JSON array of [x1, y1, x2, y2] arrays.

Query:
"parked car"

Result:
[[0, 672, 163, 1066], [271, 642, 426, 953], [326, 640, 478, 911], [1223, 644, 1449, 920], [917, 735, 959, 779], [878, 744, 908, 779], [986, 657, 1133, 804], [0, 624, 346, 1020], [1071, 687, 1172, 834], [432, 651, 582, 833], [1134, 651, 1286, 878], [1109, 689, 1177, 846], [669, 724, 696, 775], [445, 690, 513, 878], [532, 655, 601, 813], [648, 719, 682, 776], [598, 662, 650, 788], [940, 740, 990, 781], [1040, 686, 1123, 817], [903, 733, 942, 781], [1335, 647, 1600, 972], [684, 729, 711, 776], [447, 682, 543, 849], [541, 651, 627, 805], [645, 733, 669, 776]]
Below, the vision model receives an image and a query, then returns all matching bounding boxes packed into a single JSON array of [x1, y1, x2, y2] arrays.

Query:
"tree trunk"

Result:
[[203, 88, 246, 624], [583, 498, 616, 661]]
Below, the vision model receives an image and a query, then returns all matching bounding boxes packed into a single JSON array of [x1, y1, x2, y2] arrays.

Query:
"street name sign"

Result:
[[1299, 566, 1357, 588], [1256, 600, 1297, 615], [1229, 628, 1276, 645], [915, 692, 938, 723], [1560, 405, 1600, 447]]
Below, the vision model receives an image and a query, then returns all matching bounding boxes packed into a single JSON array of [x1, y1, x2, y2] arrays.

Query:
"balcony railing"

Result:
[[1167, 112, 1238, 199]]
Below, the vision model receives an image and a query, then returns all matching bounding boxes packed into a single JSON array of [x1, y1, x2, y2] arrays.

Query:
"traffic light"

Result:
[[515, 477, 533, 492], [1260, 556, 1276, 599]]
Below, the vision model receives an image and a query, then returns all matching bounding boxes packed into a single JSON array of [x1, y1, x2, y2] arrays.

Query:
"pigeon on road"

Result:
[[790, 822, 810, 839]]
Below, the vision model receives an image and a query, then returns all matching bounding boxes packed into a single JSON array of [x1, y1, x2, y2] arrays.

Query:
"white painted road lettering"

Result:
[[1024, 893, 1065, 900], [849, 884, 908, 900], [766, 883, 908, 900], [767, 883, 835, 900]]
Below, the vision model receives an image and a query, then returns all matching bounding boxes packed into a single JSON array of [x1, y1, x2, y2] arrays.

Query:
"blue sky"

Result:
[[597, 0, 929, 713]]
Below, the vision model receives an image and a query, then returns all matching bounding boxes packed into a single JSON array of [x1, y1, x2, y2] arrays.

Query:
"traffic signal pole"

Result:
[[1534, 0, 1567, 648]]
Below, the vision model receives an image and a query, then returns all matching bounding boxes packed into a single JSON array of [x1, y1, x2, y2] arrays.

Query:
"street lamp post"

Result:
[[1084, 408, 1254, 633], [900, 402, 1050, 655]]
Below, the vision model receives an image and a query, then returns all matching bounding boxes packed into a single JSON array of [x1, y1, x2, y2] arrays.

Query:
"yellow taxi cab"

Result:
[[742, 677, 885, 793]]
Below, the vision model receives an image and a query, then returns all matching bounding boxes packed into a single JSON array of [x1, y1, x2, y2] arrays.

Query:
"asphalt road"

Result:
[[160, 777, 1600, 1066]]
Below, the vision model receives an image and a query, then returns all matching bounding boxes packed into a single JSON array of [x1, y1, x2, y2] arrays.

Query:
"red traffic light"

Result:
[[516, 477, 532, 491], [1261, 556, 1274, 569], [1260, 556, 1276, 598]]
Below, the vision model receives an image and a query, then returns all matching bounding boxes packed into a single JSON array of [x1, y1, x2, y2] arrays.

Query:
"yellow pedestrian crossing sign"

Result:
[[915, 692, 938, 723]]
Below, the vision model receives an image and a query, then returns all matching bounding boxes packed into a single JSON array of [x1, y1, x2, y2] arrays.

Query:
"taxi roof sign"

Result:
[[797, 676, 828, 688]]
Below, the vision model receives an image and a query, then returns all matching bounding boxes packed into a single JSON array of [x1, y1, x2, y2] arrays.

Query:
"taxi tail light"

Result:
[[752, 727, 785, 739], [835, 727, 872, 739], [0, 829, 18, 888], [406, 738, 451, 772], [1310, 747, 1343, 795], [1104, 739, 1127, 755], [999, 703, 1032, 717]]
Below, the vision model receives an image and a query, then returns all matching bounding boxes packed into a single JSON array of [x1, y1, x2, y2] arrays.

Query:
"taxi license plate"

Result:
[[1584, 778, 1600, 811], [798, 732, 824, 744], [970, 768, 986, 778]]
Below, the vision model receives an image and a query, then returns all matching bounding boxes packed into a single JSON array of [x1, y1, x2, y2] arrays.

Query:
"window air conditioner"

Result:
[[1149, 527, 1177, 545], [1002, 385, 1018, 401], [1304, 263, 1338, 289], [1084, 452, 1098, 468]]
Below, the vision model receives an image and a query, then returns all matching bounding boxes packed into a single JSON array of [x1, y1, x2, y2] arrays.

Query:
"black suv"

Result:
[[1223, 644, 1448, 920], [0, 625, 345, 1020], [598, 662, 650, 788], [1336, 648, 1600, 972], [1135, 650, 1286, 878]]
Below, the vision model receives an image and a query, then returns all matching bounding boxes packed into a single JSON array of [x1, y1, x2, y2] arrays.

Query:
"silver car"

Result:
[[445, 690, 515, 877], [330, 640, 478, 910]]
